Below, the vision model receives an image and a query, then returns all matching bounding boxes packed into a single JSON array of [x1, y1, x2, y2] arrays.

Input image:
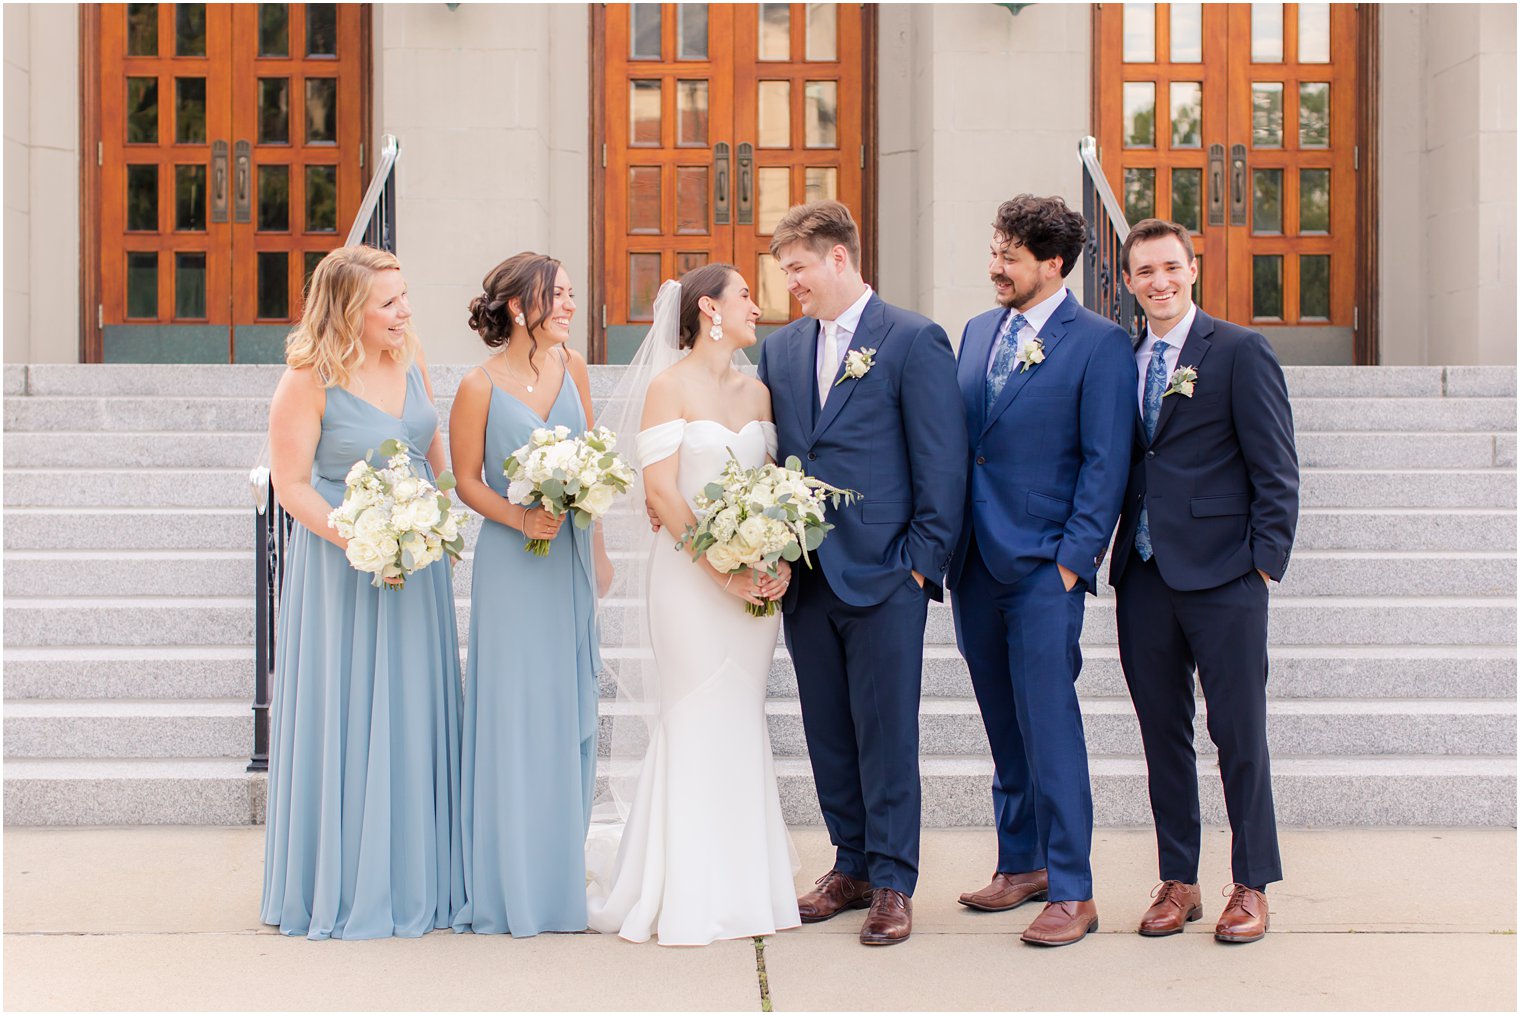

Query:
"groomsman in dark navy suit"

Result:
[[1108, 218, 1299, 945], [758, 201, 966, 946], [947, 196, 1136, 947]]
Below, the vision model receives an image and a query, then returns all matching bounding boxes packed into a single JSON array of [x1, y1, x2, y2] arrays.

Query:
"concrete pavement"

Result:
[[4, 826, 1514, 1011]]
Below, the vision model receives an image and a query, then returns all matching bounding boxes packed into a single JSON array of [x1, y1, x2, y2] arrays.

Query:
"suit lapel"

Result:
[[1148, 308, 1213, 444], [787, 318, 820, 436], [812, 294, 891, 441], [959, 311, 1000, 437], [981, 291, 1076, 437]]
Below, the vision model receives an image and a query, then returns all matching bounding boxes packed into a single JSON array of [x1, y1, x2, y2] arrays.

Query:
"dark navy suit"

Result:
[[1108, 307, 1298, 889], [758, 292, 966, 895], [947, 291, 1136, 902]]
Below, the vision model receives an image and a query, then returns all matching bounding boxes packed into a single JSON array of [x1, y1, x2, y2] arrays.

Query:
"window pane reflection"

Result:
[[306, 164, 337, 232], [756, 167, 790, 233], [1300, 254, 1330, 319], [676, 80, 709, 146], [1298, 3, 1331, 63], [631, 4, 662, 59], [628, 166, 661, 234], [1252, 83, 1284, 147], [758, 81, 791, 148], [1252, 254, 1283, 319], [175, 77, 207, 144], [258, 164, 290, 231], [629, 253, 661, 319], [806, 3, 837, 61], [1251, 3, 1283, 62], [805, 166, 838, 203], [305, 78, 337, 143], [1252, 168, 1283, 234], [127, 77, 159, 144], [127, 4, 158, 56], [1123, 3, 1155, 63], [1171, 168, 1202, 232], [804, 81, 838, 148], [676, 167, 710, 234], [630, 80, 662, 146], [127, 165, 158, 231], [757, 253, 790, 321], [257, 251, 290, 319], [1170, 3, 1202, 62], [176, 164, 208, 231], [306, 4, 337, 56], [176, 4, 207, 57], [1170, 82, 1202, 148], [1123, 82, 1156, 147], [1300, 168, 1330, 233], [259, 4, 289, 57], [1299, 82, 1330, 147], [759, 4, 790, 61], [175, 253, 207, 319], [127, 252, 159, 318], [1124, 167, 1156, 221], [259, 78, 291, 144], [677, 4, 708, 59]]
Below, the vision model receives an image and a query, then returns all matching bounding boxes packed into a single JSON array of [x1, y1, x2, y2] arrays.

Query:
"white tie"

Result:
[[818, 320, 839, 407]]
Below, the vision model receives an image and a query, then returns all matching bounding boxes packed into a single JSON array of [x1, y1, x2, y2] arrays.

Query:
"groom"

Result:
[[758, 201, 966, 946]]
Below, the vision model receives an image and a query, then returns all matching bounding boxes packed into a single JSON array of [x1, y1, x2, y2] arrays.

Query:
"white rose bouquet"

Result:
[[503, 424, 636, 555], [679, 453, 857, 617], [327, 438, 468, 589]]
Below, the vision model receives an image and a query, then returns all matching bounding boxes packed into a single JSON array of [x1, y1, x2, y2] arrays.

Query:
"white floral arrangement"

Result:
[[504, 424, 636, 555], [327, 438, 467, 589], [1015, 337, 1046, 373], [1163, 364, 1198, 398], [834, 347, 877, 386], [679, 453, 857, 617]]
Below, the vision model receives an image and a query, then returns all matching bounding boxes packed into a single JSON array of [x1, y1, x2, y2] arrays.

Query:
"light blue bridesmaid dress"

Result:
[[261, 362, 466, 940], [453, 352, 600, 936]]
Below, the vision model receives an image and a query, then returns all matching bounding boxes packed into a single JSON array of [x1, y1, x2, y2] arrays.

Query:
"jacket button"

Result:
[[1145, 450, 1156, 459], [807, 452, 817, 461], [976, 456, 987, 465]]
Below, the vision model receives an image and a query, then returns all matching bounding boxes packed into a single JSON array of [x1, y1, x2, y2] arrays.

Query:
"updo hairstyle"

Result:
[[467, 252, 561, 371]]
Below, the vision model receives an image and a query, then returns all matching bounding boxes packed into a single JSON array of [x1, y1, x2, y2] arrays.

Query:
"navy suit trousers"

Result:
[[951, 533, 1094, 901], [785, 561, 928, 895], [1115, 556, 1283, 887]]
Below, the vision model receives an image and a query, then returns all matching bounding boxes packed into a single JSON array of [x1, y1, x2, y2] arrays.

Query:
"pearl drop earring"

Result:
[[709, 313, 724, 342]]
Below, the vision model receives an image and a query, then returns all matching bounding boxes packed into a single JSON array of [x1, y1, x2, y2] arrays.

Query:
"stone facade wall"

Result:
[[4, 4, 81, 365], [376, 3, 590, 364], [1380, 4, 1517, 366]]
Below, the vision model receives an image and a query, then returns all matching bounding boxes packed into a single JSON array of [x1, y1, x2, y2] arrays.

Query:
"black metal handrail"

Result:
[[1078, 136, 1140, 339], [249, 134, 401, 772]]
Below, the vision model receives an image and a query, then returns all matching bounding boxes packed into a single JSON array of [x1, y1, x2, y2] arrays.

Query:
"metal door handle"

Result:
[[1229, 144, 1247, 227], [714, 142, 731, 225], [1207, 143, 1225, 226], [736, 143, 754, 225], [211, 141, 229, 223], [234, 140, 252, 223]]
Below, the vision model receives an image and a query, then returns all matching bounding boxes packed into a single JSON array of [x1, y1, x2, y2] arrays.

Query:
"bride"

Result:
[[586, 265, 802, 946]]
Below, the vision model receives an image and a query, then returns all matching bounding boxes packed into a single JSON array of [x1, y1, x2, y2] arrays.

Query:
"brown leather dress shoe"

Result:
[[1215, 884, 1269, 943], [797, 869, 874, 924], [1020, 899, 1099, 946], [958, 869, 1049, 912], [1138, 880, 1203, 936], [859, 888, 912, 945]]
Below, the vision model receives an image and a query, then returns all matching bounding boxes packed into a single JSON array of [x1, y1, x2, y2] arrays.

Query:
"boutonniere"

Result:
[[1163, 365, 1198, 398], [835, 347, 877, 387], [1014, 338, 1045, 373]]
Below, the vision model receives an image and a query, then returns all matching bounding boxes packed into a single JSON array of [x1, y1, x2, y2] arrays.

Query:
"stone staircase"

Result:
[[4, 362, 1516, 826]]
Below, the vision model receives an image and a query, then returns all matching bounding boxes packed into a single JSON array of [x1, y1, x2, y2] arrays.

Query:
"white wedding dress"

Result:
[[586, 417, 802, 946]]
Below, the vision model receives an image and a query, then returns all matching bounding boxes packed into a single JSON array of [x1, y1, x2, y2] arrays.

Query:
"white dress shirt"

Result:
[[816, 285, 874, 400], [984, 286, 1072, 374], [1134, 302, 1197, 411]]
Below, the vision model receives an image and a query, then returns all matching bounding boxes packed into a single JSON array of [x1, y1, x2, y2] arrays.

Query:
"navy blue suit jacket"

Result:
[[947, 291, 1137, 594], [758, 293, 967, 608], [1108, 308, 1300, 592]]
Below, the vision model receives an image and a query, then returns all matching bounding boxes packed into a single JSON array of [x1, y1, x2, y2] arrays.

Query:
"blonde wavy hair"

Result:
[[285, 246, 419, 389]]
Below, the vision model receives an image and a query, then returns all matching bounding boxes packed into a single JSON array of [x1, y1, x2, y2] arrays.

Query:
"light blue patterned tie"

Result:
[[984, 312, 1029, 411], [1135, 339, 1170, 562]]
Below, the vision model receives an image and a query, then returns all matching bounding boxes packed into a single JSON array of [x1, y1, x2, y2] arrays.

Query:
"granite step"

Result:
[[5, 594, 1514, 650], [9, 465, 1514, 511], [3, 642, 1512, 703], [7, 547, 1514, 600], [7, 696, 1513, 763], [5, 754, 1512, 827], [5, 506, 1513, 554]]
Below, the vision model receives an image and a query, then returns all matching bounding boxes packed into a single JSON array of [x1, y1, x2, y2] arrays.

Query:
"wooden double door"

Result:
[[90, 3, 367, 362], [1097, 3, 1364, 362], [596, 3, 870, 362]]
